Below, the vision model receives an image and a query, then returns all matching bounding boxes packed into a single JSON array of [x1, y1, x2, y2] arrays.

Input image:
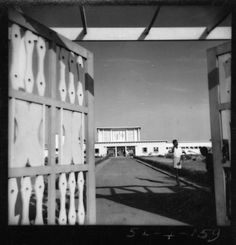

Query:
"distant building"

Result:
[[95, 127, 211, 157], [97, 126, 141, 143]]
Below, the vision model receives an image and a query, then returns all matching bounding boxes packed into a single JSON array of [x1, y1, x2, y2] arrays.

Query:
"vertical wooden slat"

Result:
[[62, 110, 73, 165], [8, 98, 15, 168], [81, 113, 85, 164], [21, 176, 32, 225], [58, 48, 68, 102], [9, 24, 25, 91], [68, 172, 76, 225], [72, 112, 82, 164], [85, 51, 96, 224], [24, 30, 37, 94], [47, 40, 57, 224], [77, 56, 84, 106], [77, 171, 85, 224], [8, 178, 20, 224], [68, 52, 76, 104], [58, 173, 67, 225], [35, 175, 45, 225], [207, 47, 227, 225], [59, 108, 63, 165], [36, 36, 46, 96]]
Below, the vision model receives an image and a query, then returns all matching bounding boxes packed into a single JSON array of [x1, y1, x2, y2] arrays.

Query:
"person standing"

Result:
[[172, 139, 183, 187], [200, 146, 214, 192]]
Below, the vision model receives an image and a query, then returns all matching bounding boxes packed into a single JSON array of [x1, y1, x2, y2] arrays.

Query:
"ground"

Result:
[[96, 157, 216, 226]]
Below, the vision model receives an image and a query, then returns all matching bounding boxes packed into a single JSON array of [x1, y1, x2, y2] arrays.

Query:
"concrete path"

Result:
[[96, 157, 199, 225]]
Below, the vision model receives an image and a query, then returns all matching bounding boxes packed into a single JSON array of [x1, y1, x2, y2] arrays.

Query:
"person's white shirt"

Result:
[[173, 146, 182, 169]]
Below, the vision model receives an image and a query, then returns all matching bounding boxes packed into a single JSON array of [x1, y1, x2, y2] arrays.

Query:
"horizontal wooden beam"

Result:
[[8, 8, 88, 58], [219, 102, 230, 111], [9, 164, 88, 178], [199, 6, 231, 39], [4, 0, 230, 6], [9, 89, 88, 114], [214, 41, 231, 56], [80, 5, 87, 35], [139, 5, 161, 40], [50, 27, 231, 40], [144, 6, 161, 35]]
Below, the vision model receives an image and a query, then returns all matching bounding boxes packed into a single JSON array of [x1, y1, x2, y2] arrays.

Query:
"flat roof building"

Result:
[[97, 126, 141, 143], [95, 127, 211, 157]]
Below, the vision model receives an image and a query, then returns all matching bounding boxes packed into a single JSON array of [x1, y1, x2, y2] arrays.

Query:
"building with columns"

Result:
[[97, 127, 141, 143], [95, 127, 211, 157]]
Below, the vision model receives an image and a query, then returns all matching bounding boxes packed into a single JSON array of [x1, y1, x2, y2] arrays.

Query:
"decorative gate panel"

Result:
[[8, 9, 95, 225]]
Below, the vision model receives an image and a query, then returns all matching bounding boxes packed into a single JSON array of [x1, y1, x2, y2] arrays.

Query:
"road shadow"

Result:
[[96, 185, 216, 226], [136, 177, 173, 184]]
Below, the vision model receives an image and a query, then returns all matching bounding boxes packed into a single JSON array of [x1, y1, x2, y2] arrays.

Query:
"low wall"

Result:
[[134, 156, 209, 187]]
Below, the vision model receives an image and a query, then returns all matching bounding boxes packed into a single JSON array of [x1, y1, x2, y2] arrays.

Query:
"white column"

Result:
[[110, 129, 113, 142]]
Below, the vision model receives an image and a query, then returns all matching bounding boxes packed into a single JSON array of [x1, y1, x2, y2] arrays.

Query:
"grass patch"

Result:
[[135, 156, 209, 187]]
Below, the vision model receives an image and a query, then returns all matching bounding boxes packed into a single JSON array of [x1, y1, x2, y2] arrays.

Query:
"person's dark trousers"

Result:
[[175, 168, 180, 186]]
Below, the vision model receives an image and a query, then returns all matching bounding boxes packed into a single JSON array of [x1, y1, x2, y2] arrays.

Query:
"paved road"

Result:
[[96, 157, 211, 225], [96, 158, 186, 225]]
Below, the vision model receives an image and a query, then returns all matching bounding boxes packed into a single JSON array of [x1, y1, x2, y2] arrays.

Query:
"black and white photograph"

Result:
[[2, 0, 234, 244]]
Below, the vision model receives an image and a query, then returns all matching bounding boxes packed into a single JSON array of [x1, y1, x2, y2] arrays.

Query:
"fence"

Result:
[[8, 9, 96, 225]]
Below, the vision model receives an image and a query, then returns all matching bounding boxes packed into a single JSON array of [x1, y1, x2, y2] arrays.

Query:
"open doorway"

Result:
[[82, 40, 230, 226], [9, 3, 232, 227]]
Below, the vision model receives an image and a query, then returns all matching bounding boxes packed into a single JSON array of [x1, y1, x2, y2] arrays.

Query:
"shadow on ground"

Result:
[[96, 183, 216, 226]]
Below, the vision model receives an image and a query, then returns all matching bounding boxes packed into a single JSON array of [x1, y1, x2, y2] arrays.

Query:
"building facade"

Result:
[[95, 127, 211, 157]]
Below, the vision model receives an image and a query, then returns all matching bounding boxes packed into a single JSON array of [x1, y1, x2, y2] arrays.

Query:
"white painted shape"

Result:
[[68, 172, 76, 225], [72, 112, 82, 164], [24, 30, 37, 93], [77, 172, 85, 225], [61, 110, 73, 165], [68, 52, 76, 104], [76, 56, 84, 105], [13, 101, 44, 167], [36, 36, 46, 96], [34, 175, 45, 225], [59, 48, 68, 102], [58, 173, 67, 225], [77, 82, 84, 106], [10, 24, 26, 90], [77, 56, 83, 68], [8, 178, 20, 225], [21, 177, 32, 225]]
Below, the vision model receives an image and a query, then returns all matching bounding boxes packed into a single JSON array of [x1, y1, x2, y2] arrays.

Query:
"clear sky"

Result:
[[81, 41, 225, 142]]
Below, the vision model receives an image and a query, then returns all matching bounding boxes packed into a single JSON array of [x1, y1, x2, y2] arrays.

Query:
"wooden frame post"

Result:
[[48, 40, 57, 224], [207, 42, 231, 225], [85, 51, 96, 224]]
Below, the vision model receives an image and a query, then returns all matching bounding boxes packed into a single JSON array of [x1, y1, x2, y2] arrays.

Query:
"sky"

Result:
[[20, 6, 230, 143], [82, 41, 226, 142]]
